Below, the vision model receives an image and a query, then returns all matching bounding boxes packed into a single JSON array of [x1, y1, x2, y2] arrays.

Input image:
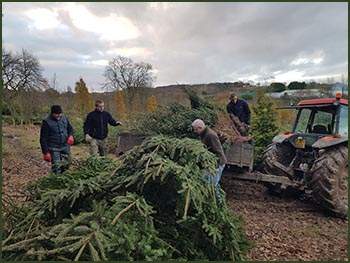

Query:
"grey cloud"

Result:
[[2, 2, 348, 90]]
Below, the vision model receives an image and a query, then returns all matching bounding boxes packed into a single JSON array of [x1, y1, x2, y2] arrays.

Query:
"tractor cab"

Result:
[[274, 95, 348, 149]]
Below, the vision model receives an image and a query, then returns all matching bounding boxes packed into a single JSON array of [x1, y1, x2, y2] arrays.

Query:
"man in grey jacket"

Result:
[[192, 119, 227, 202], [40, 105, 74, 174]]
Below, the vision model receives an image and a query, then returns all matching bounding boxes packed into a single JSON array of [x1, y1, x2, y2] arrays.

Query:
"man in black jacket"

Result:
[[84, 100, 122, 156], [40, 105, 74, 174], [226, 93, 251, 125]]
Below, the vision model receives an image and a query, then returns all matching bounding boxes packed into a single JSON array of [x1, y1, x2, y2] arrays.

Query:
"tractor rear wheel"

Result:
[[308, 145, 348, 218], [262, 143, 295, 195]]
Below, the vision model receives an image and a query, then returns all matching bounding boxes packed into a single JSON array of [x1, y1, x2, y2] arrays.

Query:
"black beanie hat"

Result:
[[51, 105, 63, 114]]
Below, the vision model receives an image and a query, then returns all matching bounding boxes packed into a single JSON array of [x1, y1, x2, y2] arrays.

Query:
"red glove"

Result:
[[67, 135, 74, 145], [43, 152, 52, 162]]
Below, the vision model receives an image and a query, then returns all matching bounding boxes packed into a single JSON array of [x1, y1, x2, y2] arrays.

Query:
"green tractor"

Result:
[[263, 95, 348, 218]]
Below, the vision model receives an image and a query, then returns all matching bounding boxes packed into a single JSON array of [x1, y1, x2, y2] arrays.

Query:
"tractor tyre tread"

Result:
[[308, 145, 348, 218]]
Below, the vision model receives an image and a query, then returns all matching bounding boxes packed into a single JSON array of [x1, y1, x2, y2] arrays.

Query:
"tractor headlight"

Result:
[[295, 137, 305, 149]]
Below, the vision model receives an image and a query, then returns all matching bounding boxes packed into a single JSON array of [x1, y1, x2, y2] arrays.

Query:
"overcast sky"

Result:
[[2, 2, 348, 91]]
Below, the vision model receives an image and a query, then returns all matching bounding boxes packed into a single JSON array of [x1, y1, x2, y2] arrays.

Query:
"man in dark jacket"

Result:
[[84, 100, 122, 156], [192, 119, 227, 202], [226, 93, 251, 125], [40, 105, 74, 174]]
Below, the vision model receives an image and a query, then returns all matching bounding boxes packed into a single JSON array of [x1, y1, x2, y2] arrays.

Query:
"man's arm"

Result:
[[67, 118, 74, 136], [243, 101, 251, 124], [107, 112, 121, 126], [209, 133, 226, 165], [226, 103, 232, 114], [83, 113, 91, 135], [40, 120, 50, 154]]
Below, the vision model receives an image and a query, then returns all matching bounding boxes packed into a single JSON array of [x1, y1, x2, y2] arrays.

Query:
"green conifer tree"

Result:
[[251, 91, 279, 162]]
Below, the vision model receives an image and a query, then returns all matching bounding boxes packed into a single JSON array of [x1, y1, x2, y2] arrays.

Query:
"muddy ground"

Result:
[[2, 125, 348, 261], [222, 174, 348, 260]]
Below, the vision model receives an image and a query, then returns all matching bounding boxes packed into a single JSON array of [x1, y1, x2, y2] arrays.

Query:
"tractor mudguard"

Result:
[[312, 135, 348, 149], [272, 132, 294, 144]]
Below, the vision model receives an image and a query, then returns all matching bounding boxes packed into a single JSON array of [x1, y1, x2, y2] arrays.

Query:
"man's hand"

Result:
[[85, 134, 92, 142], [116, 121, 122, 126], [43, 152, 52, 162], [67, 135, 74, 145]]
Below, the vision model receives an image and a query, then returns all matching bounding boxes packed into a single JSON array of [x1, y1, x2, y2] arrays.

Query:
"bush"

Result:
[[251, 91, 279, 163], [240, 91, 255, 101], [288, 81, 306, 90], [70, 117, 85, 145], [130, 92, 219, 138], [131, 103, 218, 138], [268, 82, 286, 92], [106, 125, 121, 153]]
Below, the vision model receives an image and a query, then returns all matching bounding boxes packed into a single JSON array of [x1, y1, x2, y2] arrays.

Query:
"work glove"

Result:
[[85, 134, 93, 142], [67, 135, 74, 145], [43, 152, 52, 162]]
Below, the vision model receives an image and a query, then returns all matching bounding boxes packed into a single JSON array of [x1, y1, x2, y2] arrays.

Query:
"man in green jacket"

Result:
[[192, 119, 227, 202]]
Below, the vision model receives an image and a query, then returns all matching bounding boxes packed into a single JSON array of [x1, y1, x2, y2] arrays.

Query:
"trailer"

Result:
[[115, 132, 295, 187]]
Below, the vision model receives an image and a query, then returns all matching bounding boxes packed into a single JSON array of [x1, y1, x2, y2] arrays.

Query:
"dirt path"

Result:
[[2, 125, 50, 203], [2, 125, 348, 261], [222, 174, 348, 261]]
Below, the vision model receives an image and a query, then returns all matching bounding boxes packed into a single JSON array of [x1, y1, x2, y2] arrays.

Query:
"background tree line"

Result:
[[2, 50, 158, 125], [266, 80, 344, 93]]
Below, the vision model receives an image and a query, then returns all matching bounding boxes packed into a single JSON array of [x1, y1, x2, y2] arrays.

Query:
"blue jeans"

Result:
[[49, 146, 71, 174], [204, 164, 225, 203]]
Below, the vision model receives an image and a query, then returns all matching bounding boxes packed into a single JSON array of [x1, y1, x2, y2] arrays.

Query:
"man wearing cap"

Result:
[[192, 119, 227, 202], [226, 93, 251, 126], [84, 100, 122, 156], [40, 105, 74, 174]]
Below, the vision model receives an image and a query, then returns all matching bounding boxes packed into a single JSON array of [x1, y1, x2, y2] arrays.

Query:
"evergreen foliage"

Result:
[[288, 81, 307, 90], [268, 82, 286, 92], [74, 78, 94, 115], [3, 137, 249, 261], [251, 91, 279, 162], [130, 91, 218, 138]]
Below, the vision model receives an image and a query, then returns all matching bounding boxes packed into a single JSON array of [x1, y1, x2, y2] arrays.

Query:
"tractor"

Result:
[[262, 94, 348, 218], [115, 94, 348, 218]]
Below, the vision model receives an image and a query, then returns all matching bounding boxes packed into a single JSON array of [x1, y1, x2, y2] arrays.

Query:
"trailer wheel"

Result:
[[308, 145, 348, 218], [262, 143, 295, 195]]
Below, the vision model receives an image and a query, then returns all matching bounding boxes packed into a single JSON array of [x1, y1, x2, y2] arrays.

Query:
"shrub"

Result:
[[251, 91, 279, 163], [240, 91, 255, 101], [129, 91, 219, 138], [70, 117, 85, 145], [288, 81, 306, 90], [268, 82, 286, 92]]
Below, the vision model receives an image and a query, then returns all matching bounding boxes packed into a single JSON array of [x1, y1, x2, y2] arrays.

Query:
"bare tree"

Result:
[[2, 49, 46, 123], [103, 56, 154, 90], [102, 56, 154, 111], [2, 49, 46, 100]]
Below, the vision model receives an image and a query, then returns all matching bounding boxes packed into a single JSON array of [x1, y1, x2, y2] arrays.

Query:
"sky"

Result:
[[2, 2, 348, 91]]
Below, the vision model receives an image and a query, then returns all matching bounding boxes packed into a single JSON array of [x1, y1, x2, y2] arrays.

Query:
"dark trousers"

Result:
[[49, 145, 71, 174]]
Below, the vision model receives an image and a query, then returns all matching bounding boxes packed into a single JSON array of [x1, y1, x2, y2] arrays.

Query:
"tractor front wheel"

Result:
[[308, 145, 348, 218]]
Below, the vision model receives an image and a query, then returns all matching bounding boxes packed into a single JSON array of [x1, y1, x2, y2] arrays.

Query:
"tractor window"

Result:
[[312, 110, 333, 134], [338, 105, 348, 136], [295, 109, 311, 133]]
